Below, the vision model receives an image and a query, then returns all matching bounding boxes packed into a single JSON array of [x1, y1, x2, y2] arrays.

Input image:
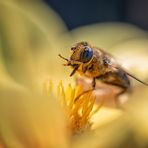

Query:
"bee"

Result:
[[59, 41, 148, 102]]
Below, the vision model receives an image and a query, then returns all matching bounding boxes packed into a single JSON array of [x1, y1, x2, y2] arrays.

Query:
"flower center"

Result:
[[43, 80, 102, 135]]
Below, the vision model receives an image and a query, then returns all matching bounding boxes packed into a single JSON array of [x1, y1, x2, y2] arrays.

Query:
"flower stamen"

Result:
[[44, 80, 103, 135]]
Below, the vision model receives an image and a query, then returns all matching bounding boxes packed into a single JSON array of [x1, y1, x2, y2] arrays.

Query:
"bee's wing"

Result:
[[112, 42, 148, 75], [114, 66, 148, 86], [125, 71, 148, 86], [95, 46, 148, 86], [113, 52, 148, 86]]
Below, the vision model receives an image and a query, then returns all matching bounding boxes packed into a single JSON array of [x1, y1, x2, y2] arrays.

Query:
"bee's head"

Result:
[[70, 41, 93, 64], [58, 41, 93, 76]]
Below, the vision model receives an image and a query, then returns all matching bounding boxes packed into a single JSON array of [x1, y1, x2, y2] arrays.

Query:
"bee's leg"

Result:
[[74, 89, 94, 102], [74, 78, 96, 103], [116, 87, 127, 97], [97, 69, 130, 108], [92, 77, 96, 89], [103, 82, 127, 108], [114, 87, 128, 109], [70, 66, 79, 76]]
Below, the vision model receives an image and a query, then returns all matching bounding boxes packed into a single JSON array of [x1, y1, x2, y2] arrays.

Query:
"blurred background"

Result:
[[1, 0, 148, 86], [45, 0, 148, 30]]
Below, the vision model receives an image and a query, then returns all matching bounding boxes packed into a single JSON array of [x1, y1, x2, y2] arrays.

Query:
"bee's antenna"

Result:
[[58, 54, 69, 62]]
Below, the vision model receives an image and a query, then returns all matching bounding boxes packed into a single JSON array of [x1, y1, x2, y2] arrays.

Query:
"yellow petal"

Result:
[[71, 22, 146, 49], [0, 83, 69, 148], [0, 0, 72, 88], [112, 38, 148, 81]]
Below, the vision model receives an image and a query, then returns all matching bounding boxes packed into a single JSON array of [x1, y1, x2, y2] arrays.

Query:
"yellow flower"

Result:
[[0, 0, 148, 148], [44, 80, 102, 135]]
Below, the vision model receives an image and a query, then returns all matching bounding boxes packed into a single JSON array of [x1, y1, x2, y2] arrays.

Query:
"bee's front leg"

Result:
[[92, 77, 96, 89], [82, 64, 96, 89], [74, 78, 96, 103]]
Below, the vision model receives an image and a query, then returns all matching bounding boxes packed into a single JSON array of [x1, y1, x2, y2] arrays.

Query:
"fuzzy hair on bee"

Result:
[[59, 41, 148, 102]]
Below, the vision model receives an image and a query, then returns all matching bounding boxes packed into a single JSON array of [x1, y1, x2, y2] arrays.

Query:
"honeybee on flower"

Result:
[[59, 41, 148, 106]]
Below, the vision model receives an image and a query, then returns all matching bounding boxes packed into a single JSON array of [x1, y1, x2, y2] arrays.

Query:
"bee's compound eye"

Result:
[[81, 47, 93, 63]]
